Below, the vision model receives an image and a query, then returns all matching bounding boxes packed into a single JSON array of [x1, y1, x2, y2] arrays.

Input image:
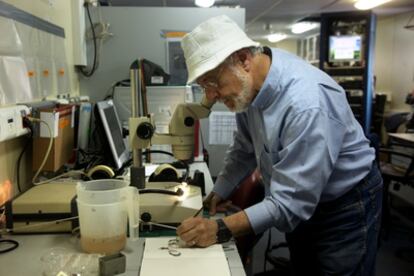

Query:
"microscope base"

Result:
[[139, 182, 203, 225]]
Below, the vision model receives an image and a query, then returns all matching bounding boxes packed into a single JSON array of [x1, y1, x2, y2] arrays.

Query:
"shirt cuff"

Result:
[[244, 202, 274, 235]]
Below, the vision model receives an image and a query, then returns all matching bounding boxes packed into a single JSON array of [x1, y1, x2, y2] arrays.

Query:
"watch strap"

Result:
[[216, 218, 232, 244]]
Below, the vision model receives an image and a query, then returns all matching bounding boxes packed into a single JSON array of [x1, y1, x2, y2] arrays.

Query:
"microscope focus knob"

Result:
[[136, 122, 154, 139], [141, 212, 152, 222], [184, 116, 195, 127]]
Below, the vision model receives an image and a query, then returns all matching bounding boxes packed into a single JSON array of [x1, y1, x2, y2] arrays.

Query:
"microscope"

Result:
[[128, 60, 215, 225], [129, 97, 213, 225]]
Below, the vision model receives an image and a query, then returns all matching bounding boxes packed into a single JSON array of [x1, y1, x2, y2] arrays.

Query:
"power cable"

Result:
[[0, 238, 19, 254], [28, 117, 54, 185], [103, 79, 130, 100], [16, 118, 33, 193], [0, 211, 18, 254], [78, 3, 98, 77]]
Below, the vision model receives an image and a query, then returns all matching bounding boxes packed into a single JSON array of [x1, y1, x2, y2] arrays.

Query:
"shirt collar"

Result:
[[250, 47, 282, 110]]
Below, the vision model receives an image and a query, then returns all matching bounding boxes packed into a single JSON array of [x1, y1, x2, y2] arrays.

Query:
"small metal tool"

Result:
[[139, 220, 178, 230], [192, 206, 204, 217]]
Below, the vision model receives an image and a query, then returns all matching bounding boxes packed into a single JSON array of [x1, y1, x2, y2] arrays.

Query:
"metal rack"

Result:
[[319, 11, 376, 134]]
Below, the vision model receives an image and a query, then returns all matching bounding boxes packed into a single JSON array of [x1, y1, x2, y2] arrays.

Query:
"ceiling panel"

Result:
[[100, 0, 414, 39]]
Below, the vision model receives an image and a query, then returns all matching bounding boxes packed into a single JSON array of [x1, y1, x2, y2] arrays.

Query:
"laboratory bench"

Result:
[[0, 162, 246, 275], [0, 233, 245, 275]]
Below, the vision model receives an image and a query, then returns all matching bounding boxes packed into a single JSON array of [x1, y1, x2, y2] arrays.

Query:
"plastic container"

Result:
[[76, 180, 139, 254], [40, 247, 101, 276], [77, 179, 128, 204]]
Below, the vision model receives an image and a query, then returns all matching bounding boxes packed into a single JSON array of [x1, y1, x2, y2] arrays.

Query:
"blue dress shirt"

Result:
[[213, 48, 375, 234]]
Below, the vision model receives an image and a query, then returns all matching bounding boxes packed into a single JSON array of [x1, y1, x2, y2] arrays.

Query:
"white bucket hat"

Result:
[[181, 15, 259, 84]]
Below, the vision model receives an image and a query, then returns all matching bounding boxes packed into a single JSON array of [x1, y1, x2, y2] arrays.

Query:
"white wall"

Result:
[[79, 7, 245, 102], [375, 12, 414, 112], [78, 7, 246, 177]]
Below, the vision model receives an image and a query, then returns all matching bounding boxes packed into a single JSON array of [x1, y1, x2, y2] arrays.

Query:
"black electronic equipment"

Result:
[[94, 99, 130, 170]]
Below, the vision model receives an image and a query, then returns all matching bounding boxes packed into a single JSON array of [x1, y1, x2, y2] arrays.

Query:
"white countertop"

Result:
[[0, 162, 245, 276]]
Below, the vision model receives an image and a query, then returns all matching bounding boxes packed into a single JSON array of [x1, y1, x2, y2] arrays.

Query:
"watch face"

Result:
[[216, 219, 232, 243]]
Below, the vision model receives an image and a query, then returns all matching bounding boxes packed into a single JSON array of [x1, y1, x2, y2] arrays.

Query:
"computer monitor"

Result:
[[95, 99, 129, 170], [329, 35, 362, 62]]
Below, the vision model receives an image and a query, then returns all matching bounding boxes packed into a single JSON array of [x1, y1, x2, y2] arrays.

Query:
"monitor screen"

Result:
[[95, 99, 129, 170], [329, 35, 362, 62]]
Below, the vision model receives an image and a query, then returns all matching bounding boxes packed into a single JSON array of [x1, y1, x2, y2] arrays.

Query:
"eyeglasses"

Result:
[[196, 64, 225, 92]]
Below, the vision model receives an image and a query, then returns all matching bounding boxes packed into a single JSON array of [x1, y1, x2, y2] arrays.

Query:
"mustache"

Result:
[[219, 97, 232, 103]]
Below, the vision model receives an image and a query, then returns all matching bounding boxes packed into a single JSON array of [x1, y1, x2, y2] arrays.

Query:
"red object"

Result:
[[194, 120, 200, 157], [230, 169, 263, 209], [228, 169, 264, 266]]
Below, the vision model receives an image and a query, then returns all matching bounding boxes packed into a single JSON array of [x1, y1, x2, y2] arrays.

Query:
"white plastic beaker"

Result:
[[76, 179, 139, 254]]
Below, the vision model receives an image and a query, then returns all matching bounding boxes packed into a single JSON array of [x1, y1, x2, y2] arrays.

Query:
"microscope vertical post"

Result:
[[129, 60, 146, 189]]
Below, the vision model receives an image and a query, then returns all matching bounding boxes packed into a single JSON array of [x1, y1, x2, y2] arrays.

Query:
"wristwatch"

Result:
[[215, 219, 232, 243]]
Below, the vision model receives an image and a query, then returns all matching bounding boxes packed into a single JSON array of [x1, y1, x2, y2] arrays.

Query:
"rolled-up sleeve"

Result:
[[245, 107, 346, 233]]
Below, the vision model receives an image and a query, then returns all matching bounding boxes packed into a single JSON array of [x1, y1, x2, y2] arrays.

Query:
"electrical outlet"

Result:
[[0, 105, 31, 143]]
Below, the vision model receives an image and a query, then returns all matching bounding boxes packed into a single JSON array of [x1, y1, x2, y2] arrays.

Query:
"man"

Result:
[[177, 15, 382, 276]]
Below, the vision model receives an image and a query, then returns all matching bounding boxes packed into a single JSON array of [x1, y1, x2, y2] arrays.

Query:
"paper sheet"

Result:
[[140, 237, 231, 276], [208, 111, 237, 145], [40, 111, 59, 138]]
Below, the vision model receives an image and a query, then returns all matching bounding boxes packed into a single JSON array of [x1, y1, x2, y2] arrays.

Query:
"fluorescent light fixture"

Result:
[[354, 0, 392, 10], [267, 33, 287, 43], [195, 0, 215, 8], [291, 22, 319, 34]]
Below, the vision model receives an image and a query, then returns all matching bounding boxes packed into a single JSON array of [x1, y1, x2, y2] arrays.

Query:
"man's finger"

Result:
[[209, 195, 222, 215], [216, 200, 234, 212], [177, 217, 199, 235], [202, 192, 214, 208], [209, 204, 217, 215]]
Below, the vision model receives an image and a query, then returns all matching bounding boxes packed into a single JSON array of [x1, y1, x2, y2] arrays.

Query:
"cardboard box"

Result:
[[33, 104, 75, 172]]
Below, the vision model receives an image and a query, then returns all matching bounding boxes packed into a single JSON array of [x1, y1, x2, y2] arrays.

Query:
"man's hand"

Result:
[[203, 192, 234, 215], [176, 217, 218, 247]]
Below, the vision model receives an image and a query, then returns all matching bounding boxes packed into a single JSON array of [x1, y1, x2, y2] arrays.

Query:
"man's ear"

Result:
[[235, 49, 252, 72]]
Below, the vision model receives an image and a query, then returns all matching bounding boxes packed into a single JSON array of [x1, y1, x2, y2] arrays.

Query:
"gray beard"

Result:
[[230, 68, 251, 113]]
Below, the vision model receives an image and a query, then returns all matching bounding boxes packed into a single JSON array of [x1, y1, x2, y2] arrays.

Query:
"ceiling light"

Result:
[[267, 33, 287, 43], [291, 22, 319, 34], [195, 0, 215, 8], [354, 0, 392, 10]]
